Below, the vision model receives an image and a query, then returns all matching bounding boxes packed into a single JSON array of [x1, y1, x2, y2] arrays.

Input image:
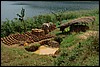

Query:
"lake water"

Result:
[[1, 1, 99, 21]]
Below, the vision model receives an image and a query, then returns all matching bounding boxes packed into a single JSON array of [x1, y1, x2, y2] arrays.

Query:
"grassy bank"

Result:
[[54, 31, 99, 66], [1, 9, 99, 66]]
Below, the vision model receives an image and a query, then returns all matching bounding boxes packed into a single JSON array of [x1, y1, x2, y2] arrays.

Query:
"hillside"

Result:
[[1, 9, 99, 66]]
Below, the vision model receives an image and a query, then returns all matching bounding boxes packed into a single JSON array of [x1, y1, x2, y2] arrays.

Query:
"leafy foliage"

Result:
[[17, 7, 25, 22]]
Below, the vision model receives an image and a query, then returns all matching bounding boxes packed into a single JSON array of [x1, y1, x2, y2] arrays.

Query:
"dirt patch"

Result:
[[33, 45, 59, 55]]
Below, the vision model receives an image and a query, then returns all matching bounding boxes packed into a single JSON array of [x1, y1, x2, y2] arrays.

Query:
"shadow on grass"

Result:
[[56, 31, 71, 35], [56, 31, 71, 38]]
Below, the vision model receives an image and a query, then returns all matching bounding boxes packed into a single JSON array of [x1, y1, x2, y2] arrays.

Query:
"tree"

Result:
[[17, 7, 26, 32]]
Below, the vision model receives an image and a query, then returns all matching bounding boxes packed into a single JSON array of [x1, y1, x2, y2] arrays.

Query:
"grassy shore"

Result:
[[1, 9, 99, 66]]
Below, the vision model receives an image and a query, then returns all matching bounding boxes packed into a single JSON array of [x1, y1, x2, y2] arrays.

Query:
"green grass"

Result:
[[60, 33, 78, 47], [1, 44, 54, 66], [1, 9, 99, 66], [54, 31, 99, 66]]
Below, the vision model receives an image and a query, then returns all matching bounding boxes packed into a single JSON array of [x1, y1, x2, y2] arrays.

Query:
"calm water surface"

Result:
[[1, 1, 99, 21]]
